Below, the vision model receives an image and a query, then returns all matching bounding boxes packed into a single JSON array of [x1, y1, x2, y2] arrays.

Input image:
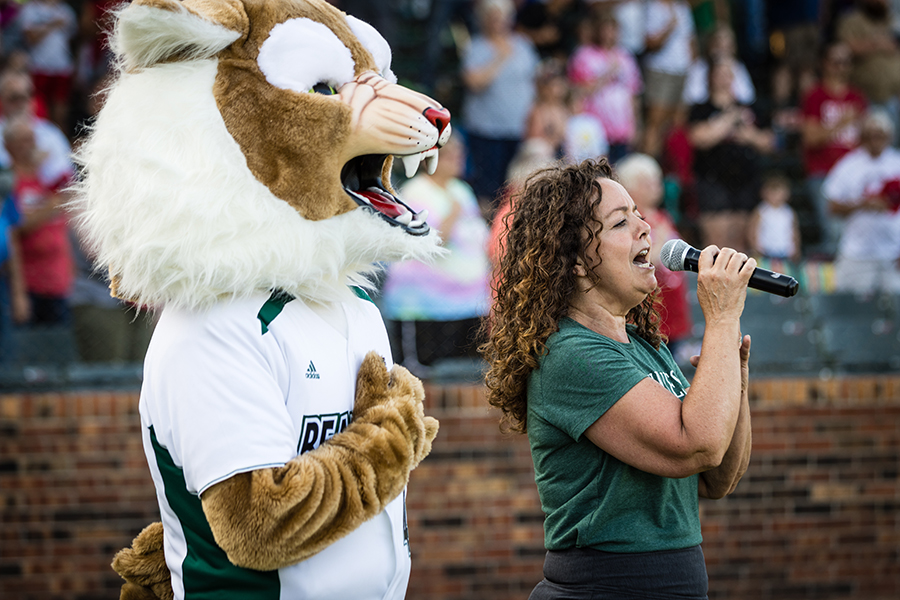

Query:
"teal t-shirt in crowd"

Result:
[[527, 318, 701, 553]]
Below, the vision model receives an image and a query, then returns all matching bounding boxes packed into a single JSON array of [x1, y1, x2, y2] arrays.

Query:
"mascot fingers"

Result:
[[112, 522, 173, 600], [353, 351, 392, 416], [413, 416, 440, 469], [387, 363, 425, 403]]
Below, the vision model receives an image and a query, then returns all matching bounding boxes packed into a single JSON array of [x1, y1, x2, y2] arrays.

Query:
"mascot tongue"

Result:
[[359, 188, 406, 219]]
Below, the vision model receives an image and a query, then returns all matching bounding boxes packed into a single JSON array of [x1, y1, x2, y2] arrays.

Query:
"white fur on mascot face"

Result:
[[73, 0, 451, 309]]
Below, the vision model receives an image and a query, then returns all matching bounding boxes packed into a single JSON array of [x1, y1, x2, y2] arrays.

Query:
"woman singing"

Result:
[[482, 158, 753, 599]]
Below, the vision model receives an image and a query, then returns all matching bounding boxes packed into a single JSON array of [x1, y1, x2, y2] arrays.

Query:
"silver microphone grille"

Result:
[[659, 239, 690, 272]]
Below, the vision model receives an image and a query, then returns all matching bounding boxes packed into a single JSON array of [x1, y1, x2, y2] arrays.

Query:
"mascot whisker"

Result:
[[73, 1, 449, 598]]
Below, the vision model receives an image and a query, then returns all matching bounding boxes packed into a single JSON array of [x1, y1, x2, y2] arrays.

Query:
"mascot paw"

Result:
[[112, 522, 173, 600], [354, 351, 439, 466], [416, 415, 440, 468]]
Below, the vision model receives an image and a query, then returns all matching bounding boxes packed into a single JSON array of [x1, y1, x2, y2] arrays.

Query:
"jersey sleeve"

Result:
[[533, 338, 650, 442], [142, 306, 296, 495]]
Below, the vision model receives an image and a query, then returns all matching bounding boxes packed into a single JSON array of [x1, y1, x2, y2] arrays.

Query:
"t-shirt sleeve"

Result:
[[567, 48, 592, 85], [822, 157, 855, 203], [1, 196, 20, 226], [462, 38, 491, 72], [624, 52, 642, 93], [145, 310, 296, 495], [800, 88, 821, 120], [16, 5, 39, 29], [533, 340, 650, 442]]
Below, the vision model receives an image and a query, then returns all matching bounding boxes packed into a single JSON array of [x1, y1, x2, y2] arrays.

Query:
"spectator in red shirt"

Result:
[[4, 115, 74, 325], [800, 41, 867, 258]]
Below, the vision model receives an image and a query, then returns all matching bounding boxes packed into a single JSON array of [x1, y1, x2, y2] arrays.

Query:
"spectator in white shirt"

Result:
[[640, 0, 695, 158], [823, 109, 900, 294]]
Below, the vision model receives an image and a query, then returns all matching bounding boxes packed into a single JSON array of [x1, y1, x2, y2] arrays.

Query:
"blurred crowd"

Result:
[[3, 0, 900, 371], [377, 0, 900, 370], [0, 0, 153, 366]]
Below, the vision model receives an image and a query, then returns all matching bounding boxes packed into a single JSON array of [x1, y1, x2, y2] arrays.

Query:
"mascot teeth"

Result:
[[410, 210, 428, 228], [424, 148, 439, 175], [400, 148, 440, 178]]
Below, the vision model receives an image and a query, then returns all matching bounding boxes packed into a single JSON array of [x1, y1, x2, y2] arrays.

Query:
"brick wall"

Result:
[[2, 378, 898, 599]]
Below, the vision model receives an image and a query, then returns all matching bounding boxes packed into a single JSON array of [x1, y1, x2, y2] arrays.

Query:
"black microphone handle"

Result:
[[681, 247, 799, 298]]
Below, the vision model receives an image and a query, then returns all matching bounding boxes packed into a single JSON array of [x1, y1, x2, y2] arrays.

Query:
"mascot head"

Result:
[[74, 0, 451, 308]]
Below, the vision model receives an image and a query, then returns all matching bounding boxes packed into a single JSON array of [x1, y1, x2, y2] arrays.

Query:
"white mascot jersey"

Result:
[[141, 291, 410, 599]]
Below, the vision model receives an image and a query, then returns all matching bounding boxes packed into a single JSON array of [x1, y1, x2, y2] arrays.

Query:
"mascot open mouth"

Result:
[[343, 154, 431, 236]]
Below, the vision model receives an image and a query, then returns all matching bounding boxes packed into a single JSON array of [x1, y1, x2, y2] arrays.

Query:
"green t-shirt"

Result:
[[527, 318, 701, 553]]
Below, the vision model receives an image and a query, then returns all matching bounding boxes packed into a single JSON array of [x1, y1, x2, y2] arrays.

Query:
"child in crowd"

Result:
[[524, 60, 570, 157], [748, 172, 801, 261], [562, 79, 609, 164], [567, 8, 641, 164], [5, 115, 74, 325]]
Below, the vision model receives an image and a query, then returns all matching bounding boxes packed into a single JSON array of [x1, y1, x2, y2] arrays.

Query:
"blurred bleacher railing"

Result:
[[0, 324, 144, 391], [5, 273, 900, 392], [683, 276, 900, 377]]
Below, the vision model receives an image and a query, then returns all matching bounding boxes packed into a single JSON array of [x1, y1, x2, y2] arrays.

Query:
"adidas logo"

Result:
[[306, 361, 320, 380]]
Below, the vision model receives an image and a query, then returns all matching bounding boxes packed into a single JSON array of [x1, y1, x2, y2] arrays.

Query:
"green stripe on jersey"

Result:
[[350, 286, 373, 303], [149, 426, 280, 599], [257, 290, 294, 334]]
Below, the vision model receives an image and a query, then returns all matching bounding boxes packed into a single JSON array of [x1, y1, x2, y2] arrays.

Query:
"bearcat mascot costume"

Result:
[[73, 0, 452, 598]]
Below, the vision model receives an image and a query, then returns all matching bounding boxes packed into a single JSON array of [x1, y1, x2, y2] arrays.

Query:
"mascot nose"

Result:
[[423, 106, 451, 146]]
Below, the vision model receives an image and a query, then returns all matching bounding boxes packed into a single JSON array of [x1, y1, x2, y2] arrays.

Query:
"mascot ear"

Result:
[[113, 0, 247, 71]]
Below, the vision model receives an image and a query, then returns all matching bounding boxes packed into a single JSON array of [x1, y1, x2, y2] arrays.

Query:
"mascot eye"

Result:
[[345, 16, 397, 84], [310, 83, 337, 95], [258, 18, 356, 94]]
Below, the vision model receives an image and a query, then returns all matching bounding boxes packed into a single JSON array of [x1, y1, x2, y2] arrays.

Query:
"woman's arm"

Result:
[[698, 335, 752, 498], [8, 232, 30, 323], [18, 191, 69, 234], [734, 122, 776, 154], [644, 10, 677, 53], [584, 247, 754, 479], [688, 109, 739, 149], [462, 42, 512, 93]]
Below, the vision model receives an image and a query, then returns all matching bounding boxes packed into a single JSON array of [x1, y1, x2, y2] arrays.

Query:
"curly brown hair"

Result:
[[481, 158, 663, 434]]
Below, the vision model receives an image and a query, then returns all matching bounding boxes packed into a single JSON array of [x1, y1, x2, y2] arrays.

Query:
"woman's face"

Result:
[[580, 178, 656, 312], [598, 21, 618, 47], [481, 6, 513, 36]]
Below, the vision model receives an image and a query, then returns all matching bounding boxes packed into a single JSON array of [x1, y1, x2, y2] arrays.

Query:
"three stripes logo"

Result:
[[305, 361, 320, 379]]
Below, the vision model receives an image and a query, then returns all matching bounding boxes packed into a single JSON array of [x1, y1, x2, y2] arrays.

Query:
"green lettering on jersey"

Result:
[[257, 290, 294, 334], [149, 426, 280, 599]]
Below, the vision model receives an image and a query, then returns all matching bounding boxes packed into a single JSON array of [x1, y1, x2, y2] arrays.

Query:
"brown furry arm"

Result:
[[200, 352, 439, 571]]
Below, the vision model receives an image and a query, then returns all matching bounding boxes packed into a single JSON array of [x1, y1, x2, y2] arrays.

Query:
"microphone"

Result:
[[659, 239, 799, 298]]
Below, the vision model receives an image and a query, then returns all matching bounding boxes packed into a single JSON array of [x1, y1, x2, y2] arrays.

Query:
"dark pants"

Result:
[[387, 317, 482, 367], [29, 294, 71, 325], [465, 133, 520, 206], [529, 546, 709, 600]]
